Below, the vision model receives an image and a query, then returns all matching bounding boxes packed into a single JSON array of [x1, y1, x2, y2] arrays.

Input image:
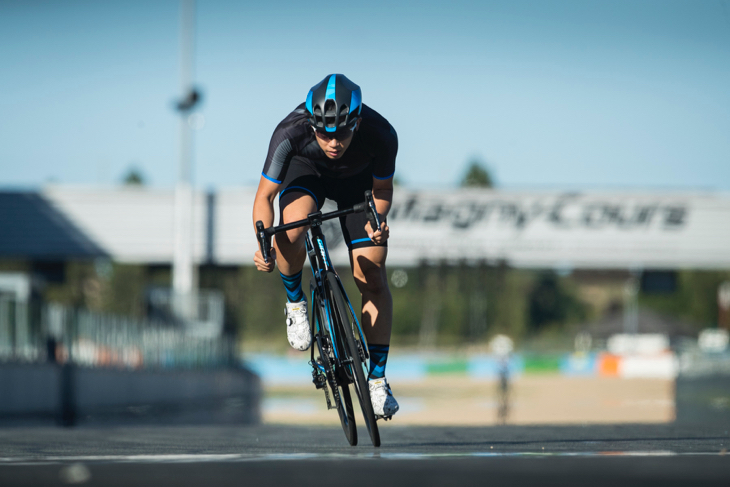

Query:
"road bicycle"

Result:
[[256, 191, 384, 447]]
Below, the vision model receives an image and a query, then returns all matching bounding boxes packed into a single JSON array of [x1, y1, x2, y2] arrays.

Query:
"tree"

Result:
[[122, 167, 145, 186], [460, 159, 494, 188], [527, 272, 586, 332]]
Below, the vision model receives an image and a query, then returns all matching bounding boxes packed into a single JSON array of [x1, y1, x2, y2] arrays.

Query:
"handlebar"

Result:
[[256, 190, 381, 264], [256, 220, 270, 264], [364, 189, 382, 232]]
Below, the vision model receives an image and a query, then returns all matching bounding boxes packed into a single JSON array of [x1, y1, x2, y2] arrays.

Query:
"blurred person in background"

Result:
[[252, 74, 399, 418]]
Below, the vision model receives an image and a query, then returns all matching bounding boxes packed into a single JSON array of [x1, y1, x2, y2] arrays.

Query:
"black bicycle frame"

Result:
[[255, 191, 380, 371], [306, 221, 367, 371]]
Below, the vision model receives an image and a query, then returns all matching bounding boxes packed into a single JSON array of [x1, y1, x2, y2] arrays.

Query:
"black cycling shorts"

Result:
[[278, 158, 385, 251]]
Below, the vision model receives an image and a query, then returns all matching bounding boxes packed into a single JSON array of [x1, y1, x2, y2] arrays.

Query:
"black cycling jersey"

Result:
[[261, 103, 398, 183]]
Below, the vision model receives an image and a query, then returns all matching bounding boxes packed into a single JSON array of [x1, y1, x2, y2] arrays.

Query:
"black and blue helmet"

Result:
[[305, 74, 362, 133]]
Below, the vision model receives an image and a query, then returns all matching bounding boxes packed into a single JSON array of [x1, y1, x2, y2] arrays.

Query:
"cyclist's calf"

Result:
[[353, 249, 392, 343]]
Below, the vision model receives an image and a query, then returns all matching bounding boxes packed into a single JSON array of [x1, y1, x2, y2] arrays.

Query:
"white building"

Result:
[[21, 185, 730, 271]]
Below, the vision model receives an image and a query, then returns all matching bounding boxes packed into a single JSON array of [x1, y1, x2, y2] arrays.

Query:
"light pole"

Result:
[[623, 272, 640, 335], [172, 0, 201, 320], [719, 281, 730, 330]]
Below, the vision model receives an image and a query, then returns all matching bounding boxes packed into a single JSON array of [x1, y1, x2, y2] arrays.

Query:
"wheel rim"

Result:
[[314, 294, 357, 446], [326, 272, 381, 447]]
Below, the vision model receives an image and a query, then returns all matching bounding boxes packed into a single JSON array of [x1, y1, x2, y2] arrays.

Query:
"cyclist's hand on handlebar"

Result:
[[254, 248, 277, 272], [366, 221, 389, 245]]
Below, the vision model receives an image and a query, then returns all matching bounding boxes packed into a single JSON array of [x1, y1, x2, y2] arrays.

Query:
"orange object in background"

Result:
[[598, 353, 621, 376]]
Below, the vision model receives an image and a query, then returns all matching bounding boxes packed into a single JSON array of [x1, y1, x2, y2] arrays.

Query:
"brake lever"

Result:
[[256, 221, 271, 264], [364, 190, 381, 233]]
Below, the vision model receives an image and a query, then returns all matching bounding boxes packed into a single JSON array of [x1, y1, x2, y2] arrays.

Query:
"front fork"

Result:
[[306, 232, 370, 381], [336, 276, 370, 364], [309, 281, 338, 409]]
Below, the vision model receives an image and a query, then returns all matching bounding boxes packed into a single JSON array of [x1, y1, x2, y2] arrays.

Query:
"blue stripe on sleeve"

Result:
[[351, 238, 371, 245], [373, 171, 395, 180], [262, 172, 282, 184]]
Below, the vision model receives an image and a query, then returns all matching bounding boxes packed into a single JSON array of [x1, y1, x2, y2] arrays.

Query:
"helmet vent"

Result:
[[323, 100, 337, 128], [311, 106, 323, 128]]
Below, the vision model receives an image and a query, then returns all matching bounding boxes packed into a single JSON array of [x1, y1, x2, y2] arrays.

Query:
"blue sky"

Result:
[[2, 0, 729, 190]]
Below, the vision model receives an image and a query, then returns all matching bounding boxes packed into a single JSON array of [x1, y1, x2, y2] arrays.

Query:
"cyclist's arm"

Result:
[[369, 116, 396, 222], [372, 176, 393, 220], [252, 176, 280, 271], [252, 176, 279, 230]]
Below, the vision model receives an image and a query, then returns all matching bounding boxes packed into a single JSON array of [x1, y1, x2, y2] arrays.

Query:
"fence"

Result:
[[0, 297, 233, 369]]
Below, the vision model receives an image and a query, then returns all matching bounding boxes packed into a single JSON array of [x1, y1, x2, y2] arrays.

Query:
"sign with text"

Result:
[[326, 190, 730, 269], [45, 187, 730, 270]]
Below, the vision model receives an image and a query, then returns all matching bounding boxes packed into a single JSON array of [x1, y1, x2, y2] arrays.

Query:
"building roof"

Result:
[[0, 192, 107, 260]]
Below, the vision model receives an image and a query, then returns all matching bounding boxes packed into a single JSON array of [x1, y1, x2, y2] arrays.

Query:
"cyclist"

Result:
[[252, 74, 399, 418]]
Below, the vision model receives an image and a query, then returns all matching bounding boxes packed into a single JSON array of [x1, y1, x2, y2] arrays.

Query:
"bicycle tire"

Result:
[[325, 271, 381, 447], [312, 287, 357, 446]]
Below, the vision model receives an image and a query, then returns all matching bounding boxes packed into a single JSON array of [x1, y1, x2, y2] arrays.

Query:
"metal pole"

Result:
[[718, 281, 730, 330], [173, 0, 197, 320], [623, 274, 639, 335]]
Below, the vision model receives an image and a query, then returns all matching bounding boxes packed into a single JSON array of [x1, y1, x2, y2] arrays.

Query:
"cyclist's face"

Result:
[[313, 119, 360, 159]]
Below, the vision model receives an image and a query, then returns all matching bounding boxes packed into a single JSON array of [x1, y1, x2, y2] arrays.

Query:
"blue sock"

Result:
[[368, 344, 390, 380], [280, 271, 305, 303]]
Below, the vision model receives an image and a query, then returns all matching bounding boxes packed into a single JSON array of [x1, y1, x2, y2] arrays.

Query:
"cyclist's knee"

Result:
[[352, 247, 388, 294], [356, 266, 388, 295], [280, 226, 307, 245]]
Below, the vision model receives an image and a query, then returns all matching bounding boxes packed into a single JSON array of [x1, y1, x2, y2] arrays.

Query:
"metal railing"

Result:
[[0, 298, 233, 369], [146, 287, 225, 338]]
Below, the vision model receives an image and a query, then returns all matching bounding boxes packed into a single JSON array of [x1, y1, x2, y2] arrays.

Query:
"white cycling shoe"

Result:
[[285, 300, 311, 351], [369, 377, 399, 418]]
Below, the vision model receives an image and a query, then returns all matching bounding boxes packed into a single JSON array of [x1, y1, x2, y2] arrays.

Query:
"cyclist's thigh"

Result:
[[324, 167, 386, 252], [278, 159, 325, 224]]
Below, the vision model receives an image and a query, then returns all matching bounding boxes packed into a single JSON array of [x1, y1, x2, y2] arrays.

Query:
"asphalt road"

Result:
[[0, 423, 728, 486]]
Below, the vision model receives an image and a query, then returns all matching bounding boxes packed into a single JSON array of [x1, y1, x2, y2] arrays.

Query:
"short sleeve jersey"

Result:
[[261, 103, 397, 183]]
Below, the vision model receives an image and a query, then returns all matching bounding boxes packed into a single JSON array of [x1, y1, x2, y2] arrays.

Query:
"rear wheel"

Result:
[[325, 272, 381, 447], [312, 287, 357, 446]]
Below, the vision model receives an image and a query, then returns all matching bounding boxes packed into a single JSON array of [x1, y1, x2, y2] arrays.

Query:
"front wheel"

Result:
[[325, 272, 381, 447], [312, 286, 357, 446]]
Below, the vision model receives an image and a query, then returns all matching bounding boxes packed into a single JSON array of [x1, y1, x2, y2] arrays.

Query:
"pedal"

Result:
[[312, 374, 326, 390], [310, 361, 327, 390]]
